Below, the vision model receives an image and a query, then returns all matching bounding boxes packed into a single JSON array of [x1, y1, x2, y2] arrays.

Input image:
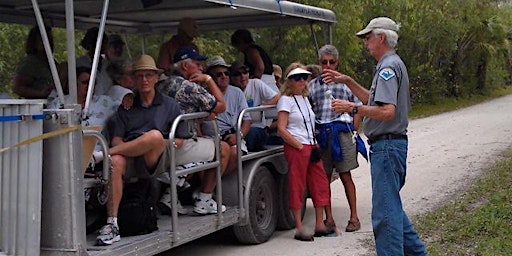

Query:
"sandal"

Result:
[[313, 225, 336, 237], [345, 219, 361, 232], [294, 231, 314, 241]]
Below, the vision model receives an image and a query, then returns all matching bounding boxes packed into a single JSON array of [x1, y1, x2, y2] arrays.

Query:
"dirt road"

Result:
[[163, 94, 512, 256]]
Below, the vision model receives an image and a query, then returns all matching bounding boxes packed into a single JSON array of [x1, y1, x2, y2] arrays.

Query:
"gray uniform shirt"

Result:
[[363, 50, 410, 138]]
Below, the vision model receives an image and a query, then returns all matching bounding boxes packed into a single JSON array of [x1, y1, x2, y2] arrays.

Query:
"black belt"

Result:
[[367, 133, 408, 144]]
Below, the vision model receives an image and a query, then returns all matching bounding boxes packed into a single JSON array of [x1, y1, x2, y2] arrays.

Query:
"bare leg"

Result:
[[340, 172, 359, 222], [110, 130, 165, 168], [107, 154, 126, 217]]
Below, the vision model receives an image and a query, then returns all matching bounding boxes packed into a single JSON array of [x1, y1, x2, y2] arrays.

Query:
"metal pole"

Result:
[[30, 0, 65, 104], [83, 0, 110, 119]]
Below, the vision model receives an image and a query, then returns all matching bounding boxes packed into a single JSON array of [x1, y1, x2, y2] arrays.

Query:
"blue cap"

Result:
[[173, 46, 206, 63]]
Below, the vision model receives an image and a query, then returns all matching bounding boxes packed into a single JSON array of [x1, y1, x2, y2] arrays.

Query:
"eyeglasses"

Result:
[[289, 73, 309, 82], [134, 72, 156, 80], [232, 70, 249, 77], [215, 71, 230, 78], [321, 59, 337, 65]]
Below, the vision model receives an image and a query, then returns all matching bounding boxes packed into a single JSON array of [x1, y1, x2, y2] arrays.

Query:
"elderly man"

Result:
[[157, 46, 230, 215], [205, 56, 251, 174], [329, 17, 428, 255], [96, 54, 214, 245], [229, 61, 279, 151], [309, 44, 363, 233]]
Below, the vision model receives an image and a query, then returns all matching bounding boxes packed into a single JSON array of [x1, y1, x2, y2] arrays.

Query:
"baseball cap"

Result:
[[356, 17, 400, 37], [173, 46, 206, 63], [273, 64, 282, 79]]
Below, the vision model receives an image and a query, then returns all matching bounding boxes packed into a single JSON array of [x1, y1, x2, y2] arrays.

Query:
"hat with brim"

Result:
[[205, 56, 230, 73], [133, 54, 164, 74], [356, 17, 400, 37], [173, 46, 206, 63], [108, 34, 125, 46], [229, 61, 249, 75], [286, 67, 312, 79]]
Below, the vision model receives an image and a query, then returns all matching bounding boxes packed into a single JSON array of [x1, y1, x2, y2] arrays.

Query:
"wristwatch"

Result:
[[352, 106, 359, 115]]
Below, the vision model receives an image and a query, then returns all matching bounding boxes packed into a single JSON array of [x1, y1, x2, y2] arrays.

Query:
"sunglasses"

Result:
[[289, 73, 309, 81], [215, 71, 230, 78], [321, 60, 337, 65], [232, 70, 249, 77]]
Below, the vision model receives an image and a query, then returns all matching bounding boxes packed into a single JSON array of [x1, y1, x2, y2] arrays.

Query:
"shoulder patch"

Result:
[[379, 68, 396, 81]]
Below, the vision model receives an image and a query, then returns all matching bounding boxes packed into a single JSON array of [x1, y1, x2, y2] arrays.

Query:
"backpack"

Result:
[[117, 179, 158, 236]]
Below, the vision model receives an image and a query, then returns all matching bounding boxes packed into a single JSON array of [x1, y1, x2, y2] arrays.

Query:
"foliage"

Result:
[[0, 1, 511, 104], [414, 150, 512, 255]]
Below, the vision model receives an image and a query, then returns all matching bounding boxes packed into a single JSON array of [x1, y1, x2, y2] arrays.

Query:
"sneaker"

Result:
[[96, 223, 120, 246], [158, 188, 187, 215], [193, 198, 226, 214]]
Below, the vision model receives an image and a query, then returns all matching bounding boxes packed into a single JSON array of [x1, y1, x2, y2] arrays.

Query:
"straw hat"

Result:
[[133, 54, 163, 74]]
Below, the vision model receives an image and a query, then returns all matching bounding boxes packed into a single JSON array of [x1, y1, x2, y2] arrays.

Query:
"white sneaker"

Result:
[[193, 198, 226, 215], [96, 223, 120, 246], [159, 188, 187, 215]]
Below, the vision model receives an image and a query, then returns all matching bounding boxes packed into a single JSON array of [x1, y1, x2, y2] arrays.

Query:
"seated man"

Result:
[[96, 55, 215, 246], [205, 56, 251, 174], [157, 46, 231, 215], [229, 61, 279, 151]]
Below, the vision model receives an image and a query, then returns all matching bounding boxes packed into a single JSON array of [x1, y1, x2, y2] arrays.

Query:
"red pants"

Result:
[[284, 143, 331, 210]]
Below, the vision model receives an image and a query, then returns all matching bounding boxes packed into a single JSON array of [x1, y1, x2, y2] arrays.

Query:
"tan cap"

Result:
[[356, 17, 400, 37], [178, 17, 199, 38], [133, 54, 163, 74], [273, 64, 282, 78]]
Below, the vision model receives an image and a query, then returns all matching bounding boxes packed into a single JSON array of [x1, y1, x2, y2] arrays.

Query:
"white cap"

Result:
[[108, 85, 133, 102], [286, 67, 312, 79]]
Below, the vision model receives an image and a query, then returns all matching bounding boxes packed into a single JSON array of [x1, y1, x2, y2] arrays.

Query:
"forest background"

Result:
[[1, 0, 511, 105]]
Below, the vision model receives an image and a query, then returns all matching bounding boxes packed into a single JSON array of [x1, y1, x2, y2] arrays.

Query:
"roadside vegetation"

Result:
[[415, 149, 512, 256]]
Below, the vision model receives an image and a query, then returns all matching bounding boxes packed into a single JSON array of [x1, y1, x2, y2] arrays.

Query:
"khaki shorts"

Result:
[[321, 131, 359, 179], [124, 137, 215, 180]]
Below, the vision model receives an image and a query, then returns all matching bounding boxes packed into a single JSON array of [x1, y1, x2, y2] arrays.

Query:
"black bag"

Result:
[[310, 146, 322, 163], [117, 179, 158, 236]]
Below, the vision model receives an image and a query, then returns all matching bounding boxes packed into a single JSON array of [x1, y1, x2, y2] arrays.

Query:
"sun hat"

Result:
[[356, 17, 400, 37], [178, 17, 199, 38], [286, 67, 312, 79], [205, 56, 230, 73], [229, 61, 249, 75], [173, 46, 206, 63], [133, 54, 163, 74]]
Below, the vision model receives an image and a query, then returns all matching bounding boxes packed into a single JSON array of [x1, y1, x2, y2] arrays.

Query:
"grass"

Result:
[[360, 88, 512, 255], [414, 150, 512, 256], [409, 86, 512, 119]]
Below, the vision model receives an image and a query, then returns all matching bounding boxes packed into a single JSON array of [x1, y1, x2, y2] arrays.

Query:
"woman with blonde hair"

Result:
[[276, 63, 335, 241]]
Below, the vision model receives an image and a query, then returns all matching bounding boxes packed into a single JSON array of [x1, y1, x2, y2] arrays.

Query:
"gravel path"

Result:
[[163, 94, 512, 256]]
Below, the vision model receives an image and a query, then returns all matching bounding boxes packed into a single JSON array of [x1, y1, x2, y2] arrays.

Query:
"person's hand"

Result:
[[321, 69, 351, 84], [331, 99, 354, 113], [189, 73, 211, 85], [121, 94, 134, 110]]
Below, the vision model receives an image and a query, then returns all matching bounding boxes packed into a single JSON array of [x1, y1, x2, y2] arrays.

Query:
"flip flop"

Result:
[[294, 231, 314, 241], [313, 226, 336, 237]]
